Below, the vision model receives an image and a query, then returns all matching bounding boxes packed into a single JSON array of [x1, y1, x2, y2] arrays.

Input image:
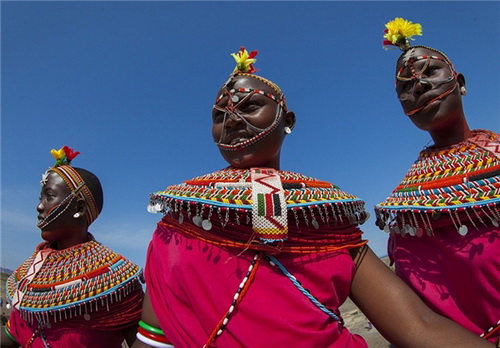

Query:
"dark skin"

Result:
[[1, 171, 137, 347], [212, 75, 296, 170], [132, 75, 492, 347], [396, 47, 472, 147]]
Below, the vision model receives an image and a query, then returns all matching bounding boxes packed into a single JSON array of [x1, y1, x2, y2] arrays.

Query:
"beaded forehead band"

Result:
[[214, 47, 288, 151], [382, 18, 459, 116], [39, 146, 99, 227]]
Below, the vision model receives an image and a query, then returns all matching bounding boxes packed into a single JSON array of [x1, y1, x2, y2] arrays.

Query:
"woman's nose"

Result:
[[413, 79, 431, 96], [37, 201, 44, 212], [224, 112, 244, 128]]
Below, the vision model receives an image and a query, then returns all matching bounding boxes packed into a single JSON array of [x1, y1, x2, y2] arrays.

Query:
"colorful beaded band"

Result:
[[136, 331, 174, 348], [139, 320, 165, 336], [215, 87, 286, 109], [51, 165, 99, 225], [396, 55, 455, 81], [4, 321, 19, 345]]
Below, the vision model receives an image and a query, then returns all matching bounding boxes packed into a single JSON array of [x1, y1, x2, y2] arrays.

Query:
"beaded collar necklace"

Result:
[[149, 168, 369, 246], [375, 130, 500, 237], [6, 235, 143, 325]]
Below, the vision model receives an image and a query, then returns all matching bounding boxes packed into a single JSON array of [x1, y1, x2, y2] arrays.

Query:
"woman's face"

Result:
[[37, 171, 79, 244], [212, 75, 294, 169], [396, 47, 465, 131]]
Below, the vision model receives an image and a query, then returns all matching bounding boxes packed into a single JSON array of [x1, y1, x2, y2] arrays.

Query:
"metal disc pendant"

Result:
[[492, 219, 499, 227], [416, 227, 423, 237], [400, 227, 407, 237], [426, 228, 433, 237], [202, 219, 212, 231], [458, 225, 468, 236], [408, 226, 416, 237], [46, 322, 52, 329], [383, 225, 390, 233], [311, 219, 319, 229], [192, 215, 202, 227], [362, 211, 370, 224], [84, 314, 91, 321], [232, 95, 239, 103], [178, 213, 184, 224]]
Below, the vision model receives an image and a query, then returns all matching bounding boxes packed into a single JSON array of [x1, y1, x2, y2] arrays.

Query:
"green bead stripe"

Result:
[[4, 325, 18, 345], [138, 320, 165, 336]]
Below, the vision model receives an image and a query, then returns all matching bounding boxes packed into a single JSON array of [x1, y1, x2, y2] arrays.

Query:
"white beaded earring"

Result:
[[284, 127, 292, 134], [460, 86, 467, 96], [73, 213, 81, 218]]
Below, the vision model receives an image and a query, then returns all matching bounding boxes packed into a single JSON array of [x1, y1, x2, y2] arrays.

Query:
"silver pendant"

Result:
[[84, 314, 91, 321], [192, 215, 202, 227], [458, 225, 468, 236], [202, 219, 212, 231], [492, 219, 499, 227], [416, 227, 423, 237], [408, 226, 416, 237], [178, 213, 184, 224], [311, 219, 319, 229]]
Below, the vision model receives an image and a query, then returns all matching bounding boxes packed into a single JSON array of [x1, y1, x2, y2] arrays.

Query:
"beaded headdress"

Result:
[[40, 146, 99, 227], [382, 18, 459, 116], [214, 47, 288, 151]]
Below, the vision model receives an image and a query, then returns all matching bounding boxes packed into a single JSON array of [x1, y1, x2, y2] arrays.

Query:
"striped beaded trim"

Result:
[[204, 252, 262, 347], [397, 55, 454, 81], [50, 165, 99, 225], [215, 88, 286, 108], [267, 255, 343, 324], [480, 319, 500, 341]]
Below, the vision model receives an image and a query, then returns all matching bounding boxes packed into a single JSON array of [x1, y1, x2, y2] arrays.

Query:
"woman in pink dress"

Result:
[[376, 18, 499, 345], [2, 146, 144, 347], [132, 47, 492, 348]]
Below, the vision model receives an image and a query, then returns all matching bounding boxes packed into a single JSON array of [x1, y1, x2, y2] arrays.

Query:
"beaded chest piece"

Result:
[[375, 130, 500, 237], [148, 167, 369, 244], [6, 236, 143, 325]]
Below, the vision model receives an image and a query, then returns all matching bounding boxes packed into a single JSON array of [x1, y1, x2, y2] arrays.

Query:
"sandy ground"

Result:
[[340, 296, 391, 347]]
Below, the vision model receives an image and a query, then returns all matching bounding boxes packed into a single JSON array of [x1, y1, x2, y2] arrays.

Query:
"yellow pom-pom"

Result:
[[383, 18, 422, 50]]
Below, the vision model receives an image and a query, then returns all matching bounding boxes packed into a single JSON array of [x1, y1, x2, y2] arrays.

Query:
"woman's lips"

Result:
[[229, 137, 250, 145]]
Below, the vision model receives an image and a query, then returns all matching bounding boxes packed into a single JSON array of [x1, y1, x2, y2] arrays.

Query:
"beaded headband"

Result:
[[41, 146, 99, 226], [214, 47, 289, 151]]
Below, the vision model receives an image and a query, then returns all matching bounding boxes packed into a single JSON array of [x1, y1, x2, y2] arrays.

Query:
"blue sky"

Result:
[[2, 1, 499, 270]]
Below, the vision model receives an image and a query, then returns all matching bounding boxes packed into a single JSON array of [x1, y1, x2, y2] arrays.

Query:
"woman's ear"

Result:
[[74, 197, 87, 219], [285, 111, 296, 131], [457, 73, 466, 89]]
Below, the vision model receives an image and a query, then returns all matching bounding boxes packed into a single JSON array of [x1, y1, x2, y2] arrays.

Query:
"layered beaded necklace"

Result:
[[376, 129, 500, 237]]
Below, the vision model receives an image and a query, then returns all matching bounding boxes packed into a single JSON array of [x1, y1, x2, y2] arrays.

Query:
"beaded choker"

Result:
[[6, 235, 143, 325], [375, 130, 500, 237], [148, 168, 369, 248]]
